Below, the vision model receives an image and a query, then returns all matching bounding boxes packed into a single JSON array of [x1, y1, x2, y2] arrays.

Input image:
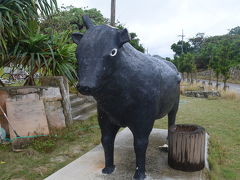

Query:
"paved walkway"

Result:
[[45, 128, 208, 180]]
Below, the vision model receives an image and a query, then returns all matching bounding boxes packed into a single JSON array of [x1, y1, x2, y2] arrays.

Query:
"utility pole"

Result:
[[110, 0, 116, 26], [178, 29, 185, 55]]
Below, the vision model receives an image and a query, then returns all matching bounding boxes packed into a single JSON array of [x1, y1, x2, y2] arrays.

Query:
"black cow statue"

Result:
[[72, 15, 181, 180]]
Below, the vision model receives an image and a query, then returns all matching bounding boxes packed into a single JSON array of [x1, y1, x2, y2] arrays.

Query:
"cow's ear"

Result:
[[119, 28, 131, 47], [71, 32, 83, 44]]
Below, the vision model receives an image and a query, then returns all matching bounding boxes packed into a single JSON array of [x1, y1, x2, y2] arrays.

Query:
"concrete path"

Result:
[[45, 128, 207, 180]]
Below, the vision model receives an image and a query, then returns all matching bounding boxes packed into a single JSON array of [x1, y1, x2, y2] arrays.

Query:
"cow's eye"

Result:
[[110, 48, 118, 57]]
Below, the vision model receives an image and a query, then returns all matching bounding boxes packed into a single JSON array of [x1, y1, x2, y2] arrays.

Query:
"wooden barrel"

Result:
[[168, 124, 206, 171]]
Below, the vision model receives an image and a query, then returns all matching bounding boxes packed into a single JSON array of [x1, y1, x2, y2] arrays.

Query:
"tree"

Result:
[[216, 37, 239, 90], [228, 26, 240, 35], [189, 33, 205, 53], [209, 50, 221, 88], [129, 33, 145, 53], [200, 40, 216, 84], [40, 6, 108, 33], [182, 53, 196, 83], [189, 33, 208, 70], [171, 41, 192, 57], [40, 6, 145, 53], [8, 20, 77, 85], [171, 26, 240, 87], [172, 53, 195, 81], [0, 0, 59, 86], [0, 0, 58, 59]]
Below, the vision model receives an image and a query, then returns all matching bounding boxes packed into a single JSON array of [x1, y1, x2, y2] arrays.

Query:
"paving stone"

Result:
[[45, 128, 208, 180]]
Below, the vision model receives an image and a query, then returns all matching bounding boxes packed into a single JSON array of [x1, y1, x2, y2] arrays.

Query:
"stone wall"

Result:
[[40, 76, 72, 125], [0, 86, 66, 136], [184, 91, 221, 98]]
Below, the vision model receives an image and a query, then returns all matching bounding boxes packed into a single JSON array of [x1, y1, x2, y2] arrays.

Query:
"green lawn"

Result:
[[0, 116, 101, 180], [154, 96, 240, 180], [0, 96, 239, 180]]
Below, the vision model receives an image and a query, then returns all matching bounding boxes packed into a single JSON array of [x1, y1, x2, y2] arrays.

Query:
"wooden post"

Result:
[[168, 124, 205, 172], [110, 0, 116, 26]]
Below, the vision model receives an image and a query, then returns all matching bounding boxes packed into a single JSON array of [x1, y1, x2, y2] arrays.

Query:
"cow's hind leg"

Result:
[[167, 100, 179, 139], [168, 88, 180, 129], [98, 108, 120, 174]]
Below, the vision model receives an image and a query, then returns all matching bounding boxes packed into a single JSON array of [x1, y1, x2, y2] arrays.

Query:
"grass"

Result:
[[154, 96, 240, 180], [0, 116, 101, 180], [220, 90, 240, 101], [0, 97, 240, 180]]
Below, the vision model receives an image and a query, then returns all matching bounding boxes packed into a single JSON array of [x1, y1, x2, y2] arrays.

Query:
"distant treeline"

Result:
[[167, 27, 240, 87]]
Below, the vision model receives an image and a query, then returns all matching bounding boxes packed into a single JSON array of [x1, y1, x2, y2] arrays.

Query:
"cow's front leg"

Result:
[[98, 108, 120, 174], [101, 126, 119, 174], [129, 119, 154, 180], [133, 136, 149, 179]]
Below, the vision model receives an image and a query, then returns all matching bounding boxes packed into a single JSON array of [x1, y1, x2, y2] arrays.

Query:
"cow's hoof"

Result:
[[133, 170, 146, 180], [102, 165, 115, 174]]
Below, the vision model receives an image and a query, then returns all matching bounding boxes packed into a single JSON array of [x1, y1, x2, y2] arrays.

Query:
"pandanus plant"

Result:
[[0, 0, 59, 86], [11, 21, 77, 85]]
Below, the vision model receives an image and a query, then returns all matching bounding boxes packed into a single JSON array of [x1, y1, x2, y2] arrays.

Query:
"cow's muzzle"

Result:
[[76, 83, 92, 95]]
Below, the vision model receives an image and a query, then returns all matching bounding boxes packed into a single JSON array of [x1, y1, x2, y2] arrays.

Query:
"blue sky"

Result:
[[57, 0, 240, 58]]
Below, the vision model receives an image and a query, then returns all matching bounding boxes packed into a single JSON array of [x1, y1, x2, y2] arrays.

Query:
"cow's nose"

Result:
[[76, 83, 92, 95]]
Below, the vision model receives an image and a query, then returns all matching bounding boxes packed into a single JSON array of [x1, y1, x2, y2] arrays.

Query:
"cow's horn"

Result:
[[82, 15, 94, 29]]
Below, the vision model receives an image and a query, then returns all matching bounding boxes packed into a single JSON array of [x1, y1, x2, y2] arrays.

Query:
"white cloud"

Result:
[[57, 0, 240, 58]]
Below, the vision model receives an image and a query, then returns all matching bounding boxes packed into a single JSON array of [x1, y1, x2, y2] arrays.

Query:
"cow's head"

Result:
[[72, 16, 131, 95]]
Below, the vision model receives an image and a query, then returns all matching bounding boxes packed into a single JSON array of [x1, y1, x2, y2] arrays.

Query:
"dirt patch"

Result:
[[70, 145, 82, 155], [33, 166, 50, 176], [50, 155, 68, 163]]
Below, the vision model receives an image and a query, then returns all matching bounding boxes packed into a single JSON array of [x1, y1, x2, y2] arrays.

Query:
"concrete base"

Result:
[[45, 128, 207, 180]]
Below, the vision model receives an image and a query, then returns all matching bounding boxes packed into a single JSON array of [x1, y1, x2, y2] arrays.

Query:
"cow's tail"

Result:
[[177, 72, 182, 84]]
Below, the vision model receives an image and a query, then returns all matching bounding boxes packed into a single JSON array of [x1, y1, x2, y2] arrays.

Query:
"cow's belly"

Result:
[[97, 92, 177, 127]]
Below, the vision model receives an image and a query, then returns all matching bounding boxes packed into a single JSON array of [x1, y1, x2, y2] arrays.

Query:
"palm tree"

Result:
[[0, 0, 58, 59], [0, 0, 77, 86], [7, 22, 77, 85]]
